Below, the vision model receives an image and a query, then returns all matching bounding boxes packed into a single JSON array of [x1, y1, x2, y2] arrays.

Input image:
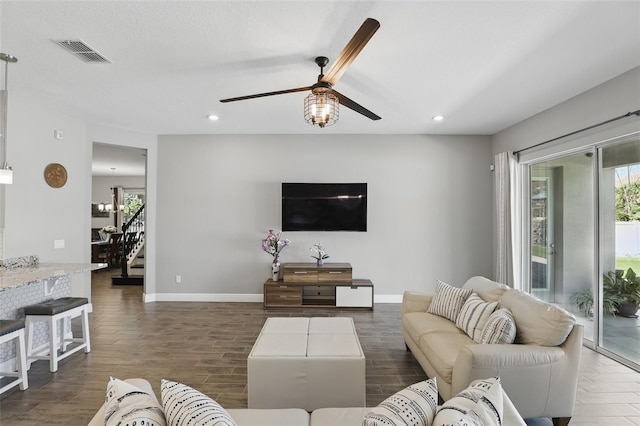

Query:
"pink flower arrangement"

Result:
[[261, 229, 290, 262]]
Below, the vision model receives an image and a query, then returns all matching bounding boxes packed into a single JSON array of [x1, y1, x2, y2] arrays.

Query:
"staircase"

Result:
[[112, 204, 145, 285]]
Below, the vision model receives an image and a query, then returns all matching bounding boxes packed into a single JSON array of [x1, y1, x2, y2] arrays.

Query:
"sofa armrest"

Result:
[[402, 291, 433, 314], [452, 325, 583, 419]]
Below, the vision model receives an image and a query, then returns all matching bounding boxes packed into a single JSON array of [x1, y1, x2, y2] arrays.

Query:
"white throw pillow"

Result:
[[161, 379, 236, 426], [479, 308, 517, 344], [455, 293, 498, 343], [433, 377, 504, 426], [427, 280, 473, 323], [104, 377, 166, 426], [363, 378, 438, 426]]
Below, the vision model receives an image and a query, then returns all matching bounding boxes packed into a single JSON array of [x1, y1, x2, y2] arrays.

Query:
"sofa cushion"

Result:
[[363, 378, 438, 426], [309, 407, 370, 426], [479, 308, 517, 345], [462, 276, 510, 303], [104, 377, 166, 426], [161, 379, 236, 426], [455, 293, 498, 343], [433, 377, 504, 426], [419, 333, 474, 384], [403, 311, 465, 344], [226, 408, 309, 426], [500, 289, 575, 346], [427, 280, 472, 323]]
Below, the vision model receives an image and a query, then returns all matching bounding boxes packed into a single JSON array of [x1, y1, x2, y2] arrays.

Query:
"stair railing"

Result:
[[120, 204, 145, 278]]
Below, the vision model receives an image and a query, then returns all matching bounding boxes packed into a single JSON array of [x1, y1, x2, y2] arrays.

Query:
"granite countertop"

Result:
[[0, 262, 108, 290]]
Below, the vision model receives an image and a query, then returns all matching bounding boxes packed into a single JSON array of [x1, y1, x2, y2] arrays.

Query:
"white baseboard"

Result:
[[374, 294, 403, 303], [142, 293, 404, 304]]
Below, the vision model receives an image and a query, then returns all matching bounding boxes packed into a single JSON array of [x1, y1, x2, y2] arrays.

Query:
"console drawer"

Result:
[[318, 269, 352, 283], [336, 285, 373, 308], [265, 285, 302, 306], [284, 269, 318, 283], [303, 285, 336, 297]]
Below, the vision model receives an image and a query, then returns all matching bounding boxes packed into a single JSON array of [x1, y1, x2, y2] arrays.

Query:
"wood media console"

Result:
[[263, 262, 373, 310]]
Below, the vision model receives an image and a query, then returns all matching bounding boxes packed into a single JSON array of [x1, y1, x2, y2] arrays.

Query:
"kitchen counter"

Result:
[[0, 262, 107, 291]]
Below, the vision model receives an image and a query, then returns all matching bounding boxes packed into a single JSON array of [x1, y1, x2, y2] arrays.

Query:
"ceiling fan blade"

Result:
[[220, 86, 312, 103], [332, 90, 381, 121], [321, 18, 380, 86]]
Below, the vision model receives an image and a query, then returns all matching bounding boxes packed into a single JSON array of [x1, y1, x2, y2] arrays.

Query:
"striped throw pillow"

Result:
[[104, 377, 166, 426], [479, 308, 517, 344], [433, 377, 504, 426], [363, 378, 438, 426], [161, 379, 236, 426], [427, 280, 473, 322], [456, 293, 499, 342]]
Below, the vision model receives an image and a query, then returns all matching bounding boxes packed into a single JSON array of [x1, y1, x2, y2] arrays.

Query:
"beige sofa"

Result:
[[88, 378, 528, 426], [402, 276, 584, 425]]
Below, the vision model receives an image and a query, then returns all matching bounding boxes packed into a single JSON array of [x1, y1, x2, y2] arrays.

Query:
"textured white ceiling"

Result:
[[2, 1, 639, 139]]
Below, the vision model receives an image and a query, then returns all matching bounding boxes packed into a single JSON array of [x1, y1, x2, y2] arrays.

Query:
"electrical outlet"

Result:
[[54, 239, 65, 249], [176, 275, 182, 283]]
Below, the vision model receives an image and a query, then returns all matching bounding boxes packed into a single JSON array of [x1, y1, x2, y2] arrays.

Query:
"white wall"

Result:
[[4, 92, 90, 263], [492, 66, 640, 157], [0, 92, 157, 299], [155, 134, 493, 300]]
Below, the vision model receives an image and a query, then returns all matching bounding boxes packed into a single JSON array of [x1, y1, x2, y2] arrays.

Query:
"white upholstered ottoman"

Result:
[[248, 317, 366, 411]]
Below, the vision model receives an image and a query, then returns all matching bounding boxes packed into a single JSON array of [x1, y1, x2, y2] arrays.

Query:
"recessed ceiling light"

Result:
[[432, 115, 444, 122], [207, 115, 219, 121]]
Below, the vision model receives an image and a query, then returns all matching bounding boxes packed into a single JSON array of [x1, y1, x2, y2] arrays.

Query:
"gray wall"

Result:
[[155, 134, 494, 300]]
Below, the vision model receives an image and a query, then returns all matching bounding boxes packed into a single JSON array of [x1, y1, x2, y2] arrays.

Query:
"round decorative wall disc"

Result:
[[44, 163, 68, 188]]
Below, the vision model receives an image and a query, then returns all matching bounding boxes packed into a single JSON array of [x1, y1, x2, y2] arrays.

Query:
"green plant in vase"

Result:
[[570, 287, 594, 319], [603, 268, 640, 317]]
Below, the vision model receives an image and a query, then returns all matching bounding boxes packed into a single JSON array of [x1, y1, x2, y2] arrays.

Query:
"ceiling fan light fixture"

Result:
[[304, 92, 339, 128]]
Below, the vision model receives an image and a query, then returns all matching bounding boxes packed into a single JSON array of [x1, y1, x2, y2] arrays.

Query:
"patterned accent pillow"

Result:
[[455, 293, 499, 343], [433, 377, 504, 426], [161, 379, 236, 426], [104, 377, 166, 426], [479, 308, 517, 344], [427, 280, 473, 322], [363, 378, 438, 426]]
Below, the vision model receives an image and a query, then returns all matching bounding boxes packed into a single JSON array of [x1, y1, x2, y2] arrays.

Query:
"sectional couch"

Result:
[[88, 377, 528, 425], [402, 276, 584, 425]]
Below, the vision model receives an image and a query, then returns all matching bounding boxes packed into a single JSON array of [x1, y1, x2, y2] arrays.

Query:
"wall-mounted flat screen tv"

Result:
[[282, 183, 367, 232]]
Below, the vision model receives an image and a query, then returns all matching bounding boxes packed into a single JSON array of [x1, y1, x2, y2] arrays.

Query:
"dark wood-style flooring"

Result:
[[0, 269, 426, 424], [2, 269, 640, 425]]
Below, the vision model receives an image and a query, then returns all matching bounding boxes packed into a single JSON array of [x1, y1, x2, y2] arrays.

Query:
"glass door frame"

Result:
[[516, 130, 640, 368]]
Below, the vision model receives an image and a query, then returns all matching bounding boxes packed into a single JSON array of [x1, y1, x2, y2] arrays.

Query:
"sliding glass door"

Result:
[[525, 135, 640, 369], [529, 153, 595, 341], [599, 138, 640, 365]]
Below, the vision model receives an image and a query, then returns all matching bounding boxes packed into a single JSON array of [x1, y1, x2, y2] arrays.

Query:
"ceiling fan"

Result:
[[220, 18, 381, 127]]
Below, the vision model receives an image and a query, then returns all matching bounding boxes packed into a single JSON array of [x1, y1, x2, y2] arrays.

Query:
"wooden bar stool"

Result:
[[24, 297, 91, 372], [0, 319, 29, 393]]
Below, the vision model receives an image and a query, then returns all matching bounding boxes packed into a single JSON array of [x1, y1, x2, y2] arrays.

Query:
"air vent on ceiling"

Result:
[[53, 39, 111, 63]]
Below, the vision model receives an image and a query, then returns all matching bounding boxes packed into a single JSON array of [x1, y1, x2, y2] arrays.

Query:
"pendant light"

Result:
[[0, 53, 17, 185]]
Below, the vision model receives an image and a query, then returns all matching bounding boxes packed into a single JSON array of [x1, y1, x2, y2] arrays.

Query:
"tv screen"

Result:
[[282, 183, 367, 232]]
